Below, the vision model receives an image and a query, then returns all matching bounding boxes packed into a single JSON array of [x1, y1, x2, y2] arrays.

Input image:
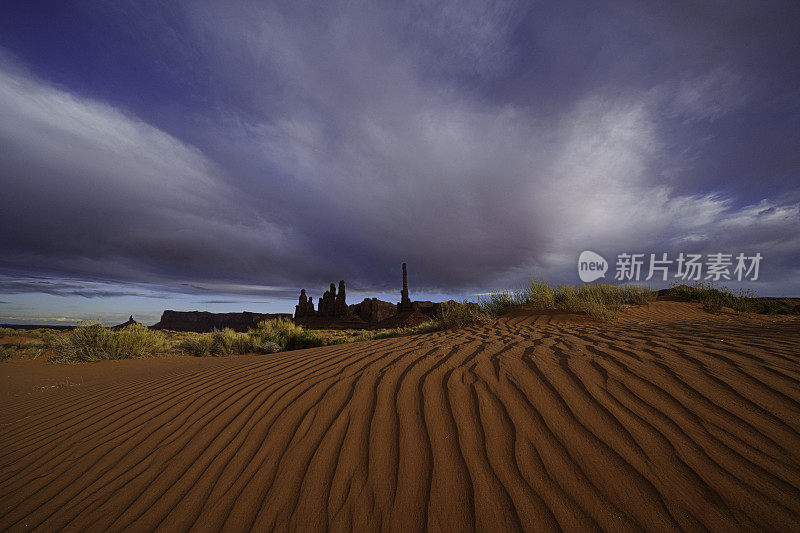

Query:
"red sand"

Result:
[[1, 301, 799, 531]]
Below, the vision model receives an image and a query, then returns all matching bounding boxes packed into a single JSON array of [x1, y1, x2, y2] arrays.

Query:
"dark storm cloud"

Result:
[[1, 0, 798, 299], [0, 276, 165, 299]]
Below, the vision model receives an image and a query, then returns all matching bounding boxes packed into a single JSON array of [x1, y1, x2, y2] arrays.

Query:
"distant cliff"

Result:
[[150, 310, 292, 332]]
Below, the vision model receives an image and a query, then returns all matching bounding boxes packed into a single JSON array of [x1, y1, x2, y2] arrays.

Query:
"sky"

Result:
[[1, 1, 799, 325]]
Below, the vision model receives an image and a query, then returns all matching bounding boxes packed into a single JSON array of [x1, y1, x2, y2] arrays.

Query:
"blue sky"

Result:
[[1, 1, 799, 325]]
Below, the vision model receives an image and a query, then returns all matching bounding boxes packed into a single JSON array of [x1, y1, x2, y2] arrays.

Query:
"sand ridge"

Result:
[[1, 301, 799, 531]]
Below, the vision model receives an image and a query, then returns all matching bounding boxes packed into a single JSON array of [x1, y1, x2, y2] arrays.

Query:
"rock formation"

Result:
[[350, 298, 397, 325], [111, 315, 139, 331], [295, 289, 308, 317], [292, 264, 452, 329], [318, 283, 338, 317], [295, 289, 316, 317], [398, 262, 413, 312], [334, 280, 349, 316], [151, 311, 292, 332], [303, 280, 352, 319]]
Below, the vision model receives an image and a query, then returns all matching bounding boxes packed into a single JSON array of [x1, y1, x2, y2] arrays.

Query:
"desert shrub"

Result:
[[552, 284, 577, 309], [53, 322, 166, 362], [37, 329, 60, 349], [555, 283, 655, 319], [701, 297, 724, 314], [288, 329, 325, 349], [572, 292, 616, 321], [412, 320, 450, 335], [105, 324, 167, 359], [621, 285, 654, 305], [177, 333, 213, 356], [0, 327, 63, 339], [209, 328, 255, 356], [668, 283, 767, 314], [54, 322, 110, 362], [432, 300, 491, 330], [251, 318, 324, 350], [521, 280, 556, 309], [324, 326, 422, 344], [254, 340, 282, 354], [0, 345, 15, 361], [16, 339, 47, 359], [176, 320, 322, 357], [480, 290, 522, 316], [480, 281, 655, 321]]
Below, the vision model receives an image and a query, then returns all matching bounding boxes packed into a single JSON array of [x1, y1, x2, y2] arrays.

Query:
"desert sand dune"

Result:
[[1, 301, 799, 532]]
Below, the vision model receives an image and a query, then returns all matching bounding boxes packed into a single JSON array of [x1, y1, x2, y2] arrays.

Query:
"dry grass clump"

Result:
[[53, 322, 167, 363], [480, 280, 657, 321], [553, 285, 615, 321]]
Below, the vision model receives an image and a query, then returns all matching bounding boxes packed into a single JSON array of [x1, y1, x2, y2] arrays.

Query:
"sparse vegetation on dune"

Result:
[[0, 328, 60, 360], [665, 283, 791, 314], [0, 326, 62, 340], [480, 280, 657, 320], [173, 319, 324, 357]]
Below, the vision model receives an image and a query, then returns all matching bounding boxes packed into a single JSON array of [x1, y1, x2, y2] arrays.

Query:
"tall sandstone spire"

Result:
[[399, 262, 412, 311]]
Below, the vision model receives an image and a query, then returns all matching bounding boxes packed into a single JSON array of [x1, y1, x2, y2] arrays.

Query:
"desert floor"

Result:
[[1, 300, 799, 532]]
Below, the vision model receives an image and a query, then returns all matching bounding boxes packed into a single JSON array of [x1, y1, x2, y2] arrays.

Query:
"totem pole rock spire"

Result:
[[399, 262, 412, 311]]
